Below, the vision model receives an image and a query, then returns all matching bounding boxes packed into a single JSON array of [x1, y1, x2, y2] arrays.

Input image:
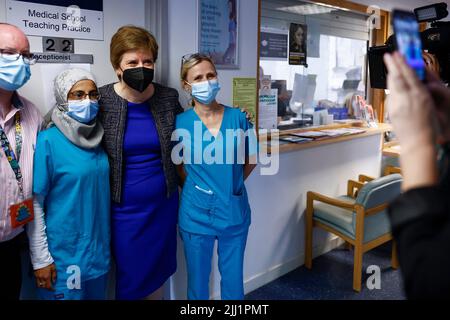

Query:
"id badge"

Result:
[[9, 197, 34, 228]]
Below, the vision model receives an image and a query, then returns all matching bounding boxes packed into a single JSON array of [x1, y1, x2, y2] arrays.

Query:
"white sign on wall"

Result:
[[6, 0, 104, 40]]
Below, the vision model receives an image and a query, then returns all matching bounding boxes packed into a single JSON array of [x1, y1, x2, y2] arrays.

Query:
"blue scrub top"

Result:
[[33, 126, 111, 285], [175, 106, 257, 236]]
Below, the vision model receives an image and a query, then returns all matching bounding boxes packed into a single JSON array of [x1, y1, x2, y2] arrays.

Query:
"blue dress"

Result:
[[111, 102, 178, 300]]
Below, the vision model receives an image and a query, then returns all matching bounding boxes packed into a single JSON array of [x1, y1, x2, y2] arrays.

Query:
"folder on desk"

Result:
[[279, 135, 314, 143], [292, 131, 330, 139]]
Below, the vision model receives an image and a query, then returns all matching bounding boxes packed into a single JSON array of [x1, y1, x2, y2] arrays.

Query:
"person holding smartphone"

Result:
[[385, 50, 450, 298]]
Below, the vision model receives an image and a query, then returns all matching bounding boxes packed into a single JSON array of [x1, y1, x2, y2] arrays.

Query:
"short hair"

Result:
[[110, 25, 159, 70]]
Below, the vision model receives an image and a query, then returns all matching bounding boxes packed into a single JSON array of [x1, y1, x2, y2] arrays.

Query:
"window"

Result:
[[259, 0, 370, 129]]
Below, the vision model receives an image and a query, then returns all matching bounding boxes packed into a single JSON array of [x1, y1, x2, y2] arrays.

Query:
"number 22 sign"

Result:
[[43, 37, 75, 53]]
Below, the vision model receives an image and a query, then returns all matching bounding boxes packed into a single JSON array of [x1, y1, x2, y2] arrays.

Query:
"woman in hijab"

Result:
[[26, 68, 111, 300]]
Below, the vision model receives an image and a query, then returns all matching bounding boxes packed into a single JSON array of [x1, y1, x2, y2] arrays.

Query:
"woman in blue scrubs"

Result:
[[174, 53, 258, 299], [27, 69, 110, 300]]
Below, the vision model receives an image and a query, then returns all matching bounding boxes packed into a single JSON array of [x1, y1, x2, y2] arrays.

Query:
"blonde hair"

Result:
[[180, 53, 217, 85], [344, 93, 360, 119], [110, 25, 159, 70]]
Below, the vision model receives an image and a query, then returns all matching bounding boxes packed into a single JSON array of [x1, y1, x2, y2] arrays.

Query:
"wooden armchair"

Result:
[[305, 173, 402, 291]]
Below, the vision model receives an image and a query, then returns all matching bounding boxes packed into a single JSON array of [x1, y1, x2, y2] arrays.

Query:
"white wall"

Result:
[[0, 0, 146, 115], [167, 0, 259, 108]]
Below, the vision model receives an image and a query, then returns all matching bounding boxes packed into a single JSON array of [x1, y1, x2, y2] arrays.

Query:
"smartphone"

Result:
[[392, 9, 426, 80]]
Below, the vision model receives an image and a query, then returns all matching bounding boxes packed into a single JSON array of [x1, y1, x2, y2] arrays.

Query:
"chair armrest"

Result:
[[358, 174, 375, 183], [383, 165, 402, 176], [307, 191, 355, 210], [383, 140, 399, 148], [347, 179, 364, 198], [364, 203, 390, 217]]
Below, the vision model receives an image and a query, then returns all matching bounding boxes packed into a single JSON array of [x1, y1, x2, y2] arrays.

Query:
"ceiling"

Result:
[[350, 0, 450, 20], [263, 0, 450, 20]]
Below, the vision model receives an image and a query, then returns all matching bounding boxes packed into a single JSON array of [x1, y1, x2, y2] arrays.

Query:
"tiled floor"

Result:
[[245, 242, 406, 300]]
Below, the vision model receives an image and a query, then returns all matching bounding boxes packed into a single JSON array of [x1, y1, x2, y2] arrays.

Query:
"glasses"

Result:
[[181, 53, 211, 65], [68, 90, 101, 101], [0, 49, 38, 65], [180, 53, 217, 82]]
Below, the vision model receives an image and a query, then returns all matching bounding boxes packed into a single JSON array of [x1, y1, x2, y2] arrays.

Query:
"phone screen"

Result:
[[393, 10, 426, 80]]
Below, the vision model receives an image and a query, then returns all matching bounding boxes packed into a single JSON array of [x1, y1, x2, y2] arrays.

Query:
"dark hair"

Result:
[[290, 24, 304, 37], [271, 82, 282, 91]]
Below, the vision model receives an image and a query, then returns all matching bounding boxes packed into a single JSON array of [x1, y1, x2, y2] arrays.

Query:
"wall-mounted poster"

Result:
[[6, 0, 104, 40], [289, 23, 307, 66], [260, 28, 288, 60], [232, 78, 257, 123], [199, 0, 238, 69]]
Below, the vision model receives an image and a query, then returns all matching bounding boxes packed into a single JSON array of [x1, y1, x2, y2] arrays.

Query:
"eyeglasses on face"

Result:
[[0, 49, 38, 65], [68, 90, 101, 101]]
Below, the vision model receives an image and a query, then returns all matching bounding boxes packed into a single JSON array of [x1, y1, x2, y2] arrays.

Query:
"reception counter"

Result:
[[261, 122, 392, 154]]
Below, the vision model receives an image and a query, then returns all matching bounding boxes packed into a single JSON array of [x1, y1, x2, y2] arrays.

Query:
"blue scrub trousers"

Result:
[[37, 274, 108, 300], [180, 229, 248, 300]]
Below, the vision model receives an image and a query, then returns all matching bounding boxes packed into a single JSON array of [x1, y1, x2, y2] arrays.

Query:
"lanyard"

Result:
[[0, 112, 25, 199]]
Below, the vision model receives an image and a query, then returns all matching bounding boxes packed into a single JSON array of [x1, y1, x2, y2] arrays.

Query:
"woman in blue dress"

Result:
[[27, 68, 110, 300], [98, 26, 182, 300], [174, 53, 258, 299]]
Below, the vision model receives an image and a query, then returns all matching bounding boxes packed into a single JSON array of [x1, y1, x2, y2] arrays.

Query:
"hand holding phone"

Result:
[[392, 9, 426, 80]]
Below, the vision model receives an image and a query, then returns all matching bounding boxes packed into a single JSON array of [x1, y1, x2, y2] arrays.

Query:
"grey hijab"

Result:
[[45, 68, 104, 149]]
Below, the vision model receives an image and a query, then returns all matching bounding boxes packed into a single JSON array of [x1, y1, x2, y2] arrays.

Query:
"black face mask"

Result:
[[122, 67, 154, 93]]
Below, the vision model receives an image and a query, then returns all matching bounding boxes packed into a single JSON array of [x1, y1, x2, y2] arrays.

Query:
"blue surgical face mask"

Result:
[[190, 79, 221, 105], [66, 99, 99, 124], [0, 56, 31, 91]]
